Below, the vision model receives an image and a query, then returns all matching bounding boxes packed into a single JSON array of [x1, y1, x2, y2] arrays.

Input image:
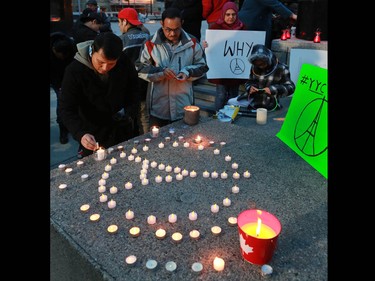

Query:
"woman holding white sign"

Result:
[[202, 1, 247, 112]]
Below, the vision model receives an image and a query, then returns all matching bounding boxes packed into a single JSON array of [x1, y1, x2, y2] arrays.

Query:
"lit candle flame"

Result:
[[256, 218, 262, 237]]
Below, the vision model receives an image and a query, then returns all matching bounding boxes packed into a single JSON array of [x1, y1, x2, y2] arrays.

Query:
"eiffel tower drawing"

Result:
[[230, 58, 245, 75], [294, 96, 327, 157]]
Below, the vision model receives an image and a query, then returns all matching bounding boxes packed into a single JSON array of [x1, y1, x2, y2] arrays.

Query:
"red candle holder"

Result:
[[237, 209, 281, 265], [285, 28, 291, 39], [280, 29, 288, 40], [313, 28, 321, 43]]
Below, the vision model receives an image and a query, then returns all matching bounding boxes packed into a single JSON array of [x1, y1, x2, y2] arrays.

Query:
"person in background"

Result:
[[227, 44, 295, 111], [59, 32, 140, 159], [118, 8, 151, 135], [238, 0, 297, 49], [202, 1, 247, 112], [72, 8, 103, 44], [85, 0, 112, 33], [202, 0, 231, 28], [172, 0, 203, 42], [135, 7, 209, 128], [50, 32, 76, 144]]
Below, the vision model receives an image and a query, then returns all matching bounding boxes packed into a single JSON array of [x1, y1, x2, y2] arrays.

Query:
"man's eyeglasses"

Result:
[[163, 27, 181, 34]]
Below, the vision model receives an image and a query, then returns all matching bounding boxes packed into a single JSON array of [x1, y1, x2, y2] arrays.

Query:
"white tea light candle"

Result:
[[211, 226, 222, 236], [189, 211, 197, 221], [129, 226, 140, 237], [165, 261, 177, 273], [99, 194, 108, 202], [233, 172, 240, 179], [211, 171, 218, 178], [189, 229, 200, 240], [107, 224, 118, 234], [213, 257, 225, 271], [65, 167, 73, 175], [171, 232, 183, 244], [104, 164, 112, 171], [147, 215, 156, 225], [155, 228, 166, 239], [176, 173, 183, 180], [109, 186, 118, 194], [168, 213, 177, 223], [228, 216, 238, 226], [107, 199, 116, 209], [211, 204, 219, 213], [125, 210, 134, 220], [223, 197, 231, 207], [125, 255, 137, 266], [165, 175, 173, 183], [146, 259, 158, 270], [80, 204, 90, 212], [243, 170, 251, 178], [232, 185, 240, 193], [89, 214, 100, 222], [191, 262, 203, 274], [261, 264, 273, 276], [135, 156, 142, 163], [155, 175, 163, 183]]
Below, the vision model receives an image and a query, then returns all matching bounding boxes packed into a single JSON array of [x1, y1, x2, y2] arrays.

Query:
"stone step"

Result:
[[192, 77, 248, 116], [193, 79, 217, 115]]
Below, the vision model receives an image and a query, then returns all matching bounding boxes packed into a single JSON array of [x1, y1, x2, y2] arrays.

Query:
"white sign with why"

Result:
[[204, 30, 265, 79]]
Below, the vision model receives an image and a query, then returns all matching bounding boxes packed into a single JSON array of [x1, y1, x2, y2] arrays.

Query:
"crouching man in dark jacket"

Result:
[[59, 32, 140, 158]]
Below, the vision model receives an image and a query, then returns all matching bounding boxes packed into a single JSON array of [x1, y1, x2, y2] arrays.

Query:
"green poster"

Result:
[[277, 64, 327, 178]]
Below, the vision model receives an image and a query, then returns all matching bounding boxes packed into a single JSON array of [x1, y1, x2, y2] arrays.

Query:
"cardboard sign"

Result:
[[277, 64, 328, 179], [205, 30, 265, 79], [289, 49, 328, 85]]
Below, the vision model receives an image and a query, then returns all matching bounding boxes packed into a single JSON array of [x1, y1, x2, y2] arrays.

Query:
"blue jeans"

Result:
[[215, 84, 240, 112]]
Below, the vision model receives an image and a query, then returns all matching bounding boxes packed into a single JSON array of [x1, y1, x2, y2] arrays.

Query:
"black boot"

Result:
[[59, 124, 69, 144]]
